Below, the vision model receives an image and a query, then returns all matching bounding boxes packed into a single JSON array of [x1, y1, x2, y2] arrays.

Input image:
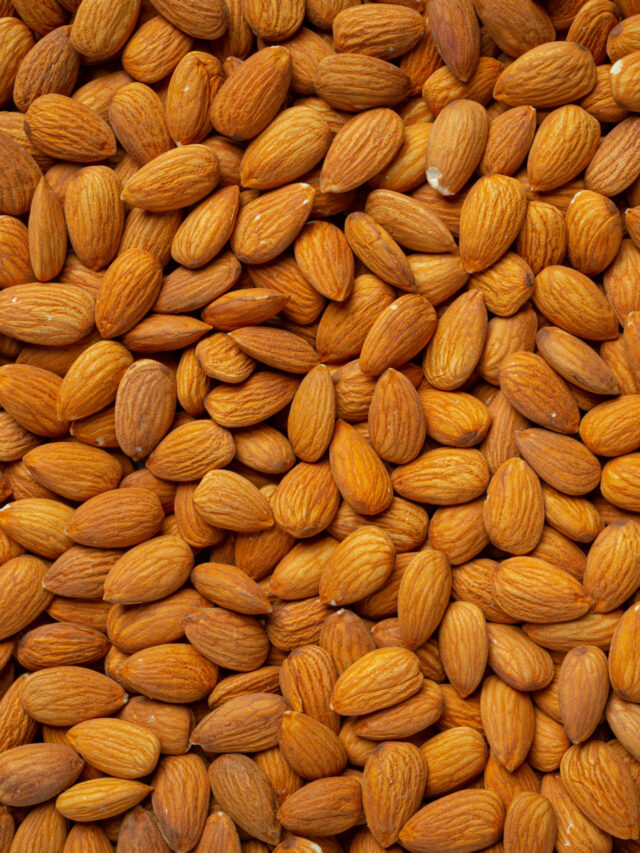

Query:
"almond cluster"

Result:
[[1, 0, 640, 851]]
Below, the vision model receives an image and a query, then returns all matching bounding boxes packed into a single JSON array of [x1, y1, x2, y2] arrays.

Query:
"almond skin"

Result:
[[527, 105, 601, 192], [321, 108, 404, 194], [426, 99, 489, 196], [0, 743, 83, 807], [362, 742, 427, 847], [493, 41, 597, 107], [459, 173, 527, 273]]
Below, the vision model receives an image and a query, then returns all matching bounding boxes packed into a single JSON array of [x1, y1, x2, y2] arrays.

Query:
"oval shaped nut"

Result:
[[481, 675, 535, 772], [71, 0, 140, 61], [231, 183, 314, 265], [360, 294, 437, 376], [166, 51, 222, 148], [397, 549, 451, 648], [368, 369, 426, 465], [57, 340, 133, 421], [193, 469, 273, 533], [184, 607, 269, 672], [469, 252, 534, 318], [541, 773, 613, 853], [333, 4, 425, 59], [609, 50, 640, 112], [439, 602, 488, 697], [459, 173, 528, 272], [24, 94, 116, 163], [393, 447, 490, 506], [400, 790, 505, 853], [493, 41, 597, 107], [212, 46, 292, 141], [191, 693, 288, 753], [331, 647, 423, 716], [537, 326, 619, 395], [279, 710, 347, 781], [565, 190, 622, 277], [277, 776, 363, 837], [0, 17, 34, 107], [329, 419, 393, 516], [0, 282, 94, 346], [103, 535, 194, 605], [0, 125, 42, 217], [67, 718, 160, 779], [583, 520, 640, 613], [241, 106, 331, 190], [314, 53, 412, 112], [479, 105, 537, 177], [209, 753, 279, 845], [420, 726, 487, 797], [28, 175, 67, 283], [362, 741, 426, 847], [601, 453, 640, 512], [121, 643, 218, 704], [420, 388, 491, 449], [483, 458, 545, 554], [321, 108, 404, 194], [345, 212, 414, 291], [171, 186, 240, 270], [147, 0, 227, 39], [287, 365, 336, 464], [475, 0, 554, 57], [527, 105, 601, 192], [56, 778, 152, 822], [515, 429, 602, 496], [543, 483, 605, 545], [493, 556, 593, 623], [426, 99, 489, 197], [121, 15, 193, 84], [365, 189, 456, 254], [121, 144, 220, 212], [23, 442, 122, 502], [561, 741, 640, 839], [319, 526, 394, 607], [21, 666, 126, 726], [68, 487, 164, 549], [517, 200, 566, 275], [0, 555, 50, 642], [423, 290, 488, 389], [503, 791, 557, 853], [487, 623, 554, 692], [64, 164, 124, 271], [229, 327, 318, 374], [610, 601, 640, 701], [499, 351, 580, 434], [96, 248, 164, 339], [115, 359, 176, 461], [0, 743, 83, 807], [585, 115, 640, 196], [558, 645, 609, 744]]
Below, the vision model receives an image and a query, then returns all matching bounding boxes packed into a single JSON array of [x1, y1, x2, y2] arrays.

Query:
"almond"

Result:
[[493, 41, 597, 107], [362, 742, 426, 847], [459, 173, 527, 272], [399, 789, 505, 853]]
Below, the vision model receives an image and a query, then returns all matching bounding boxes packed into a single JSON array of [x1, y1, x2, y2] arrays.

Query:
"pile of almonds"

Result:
[[3, 0, 640, 850]]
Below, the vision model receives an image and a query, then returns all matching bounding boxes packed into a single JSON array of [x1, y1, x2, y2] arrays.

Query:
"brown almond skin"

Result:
[[212, 46, 292, 140], [558, 645, 609, 744], [0, 743, 83, 806]]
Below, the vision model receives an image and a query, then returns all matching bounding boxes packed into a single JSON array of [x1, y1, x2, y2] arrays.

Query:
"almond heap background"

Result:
[[2, 0, 640, 850]]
